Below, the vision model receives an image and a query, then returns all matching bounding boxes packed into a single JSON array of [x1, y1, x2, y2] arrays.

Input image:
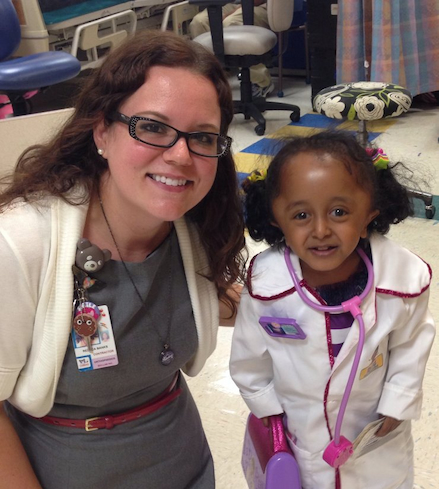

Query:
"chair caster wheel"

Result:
[[290, 110, 300, 122], [426, 205, 436, 219], [254, 124, 265, 136], [277, 90, 284, 98]]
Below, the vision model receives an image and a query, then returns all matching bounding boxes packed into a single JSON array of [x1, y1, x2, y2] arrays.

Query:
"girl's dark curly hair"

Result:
[[0, 30, 246, 311], [243, 131, 413, 246]]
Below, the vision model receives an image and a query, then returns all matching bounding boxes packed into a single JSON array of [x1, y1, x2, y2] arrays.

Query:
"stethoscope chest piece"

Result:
[[323, 436, 353, 468]]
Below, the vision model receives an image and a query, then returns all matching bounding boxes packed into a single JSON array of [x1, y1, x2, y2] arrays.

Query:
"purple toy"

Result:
[[242, 414, 302, 489]]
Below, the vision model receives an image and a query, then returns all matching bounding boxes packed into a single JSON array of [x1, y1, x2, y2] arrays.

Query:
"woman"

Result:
[[0, 30, 245, 488]]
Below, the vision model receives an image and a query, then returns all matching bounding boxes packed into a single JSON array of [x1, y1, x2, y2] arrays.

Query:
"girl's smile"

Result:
[[271, 151, 379, 287]]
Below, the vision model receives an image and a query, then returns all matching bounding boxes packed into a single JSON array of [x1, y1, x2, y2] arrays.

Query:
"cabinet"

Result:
[[307, 0, 338, 101]]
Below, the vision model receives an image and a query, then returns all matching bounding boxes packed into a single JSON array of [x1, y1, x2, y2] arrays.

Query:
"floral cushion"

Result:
[[313, 82, 412, 121]]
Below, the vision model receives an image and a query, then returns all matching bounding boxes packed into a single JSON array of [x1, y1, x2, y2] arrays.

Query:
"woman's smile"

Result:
[[148, 173, 190, 188]]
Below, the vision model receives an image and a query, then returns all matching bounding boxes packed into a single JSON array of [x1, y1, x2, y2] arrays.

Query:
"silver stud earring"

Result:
[[97, 148, 104, 156]]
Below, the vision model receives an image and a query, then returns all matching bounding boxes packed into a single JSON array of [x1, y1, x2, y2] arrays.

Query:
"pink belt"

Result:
[[32, 372, 181, 432]]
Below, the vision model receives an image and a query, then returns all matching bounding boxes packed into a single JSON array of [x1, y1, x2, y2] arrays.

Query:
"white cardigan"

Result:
[[0, 196, 219, 417], [230, 234, 435, 489]]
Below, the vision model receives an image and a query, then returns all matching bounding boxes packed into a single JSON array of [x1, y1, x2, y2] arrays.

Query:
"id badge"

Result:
[[259, 316, 306, 340], [72, 305, 119, 371]]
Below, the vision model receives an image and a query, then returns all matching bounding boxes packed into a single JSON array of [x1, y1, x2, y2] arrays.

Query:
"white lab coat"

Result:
[[230, 234, 435, 489]]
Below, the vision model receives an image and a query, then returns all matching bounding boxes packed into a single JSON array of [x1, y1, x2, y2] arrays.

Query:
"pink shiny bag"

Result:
[[241, 413, 302, 489]]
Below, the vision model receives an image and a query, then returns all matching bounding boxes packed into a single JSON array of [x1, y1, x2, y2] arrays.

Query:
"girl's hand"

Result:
[[261, 415, 284, 427], [261, 416, 269, 427], [375, 416, 402, 437]]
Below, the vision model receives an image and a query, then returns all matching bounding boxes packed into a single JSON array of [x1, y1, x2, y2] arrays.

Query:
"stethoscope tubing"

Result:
[[284, 247, 374, 313], [284, 247, 374, 446]]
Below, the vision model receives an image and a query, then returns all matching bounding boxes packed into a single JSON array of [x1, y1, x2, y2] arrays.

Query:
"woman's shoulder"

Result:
[[370, 234, 432, 296], [1, 188, 87, 221], [0, 198, 53, 231], [0, 199, 55, 275], [0, 194, 88, 254]]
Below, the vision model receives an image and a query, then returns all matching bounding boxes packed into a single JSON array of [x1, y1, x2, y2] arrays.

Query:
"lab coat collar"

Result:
[[247, 234, 431, 300]]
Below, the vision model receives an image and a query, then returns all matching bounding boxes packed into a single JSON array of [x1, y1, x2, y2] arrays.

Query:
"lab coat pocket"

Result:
[[285, 431, 315, 488], [354, 421, 413, 488]]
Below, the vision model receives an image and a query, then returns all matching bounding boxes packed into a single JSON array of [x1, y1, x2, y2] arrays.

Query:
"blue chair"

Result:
[[0, 0, 81, 116]]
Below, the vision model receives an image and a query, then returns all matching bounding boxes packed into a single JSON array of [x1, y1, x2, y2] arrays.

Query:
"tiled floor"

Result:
[[187, 74, 439, 488]]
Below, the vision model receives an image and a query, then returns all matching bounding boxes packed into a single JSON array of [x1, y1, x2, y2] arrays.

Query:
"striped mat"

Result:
[[234, 112, 397, 176]]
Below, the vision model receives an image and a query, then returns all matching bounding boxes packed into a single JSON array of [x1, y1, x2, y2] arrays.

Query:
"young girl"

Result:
[[230, 131, 435, 489]]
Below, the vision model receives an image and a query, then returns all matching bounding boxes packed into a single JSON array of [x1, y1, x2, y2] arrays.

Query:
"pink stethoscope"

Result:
[[284, 246, 374, 468]]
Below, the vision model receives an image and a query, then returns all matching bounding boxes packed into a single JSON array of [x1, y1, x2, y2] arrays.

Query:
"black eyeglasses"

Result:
[[110, 112, 232, 158]]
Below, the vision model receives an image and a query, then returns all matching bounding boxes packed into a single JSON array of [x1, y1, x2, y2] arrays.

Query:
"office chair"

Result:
[[191, 0, 301, 136], [0, 0, 81, 117]]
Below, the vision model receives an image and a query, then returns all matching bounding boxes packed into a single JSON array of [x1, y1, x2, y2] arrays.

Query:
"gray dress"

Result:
[[6, 230, 215, 488]]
